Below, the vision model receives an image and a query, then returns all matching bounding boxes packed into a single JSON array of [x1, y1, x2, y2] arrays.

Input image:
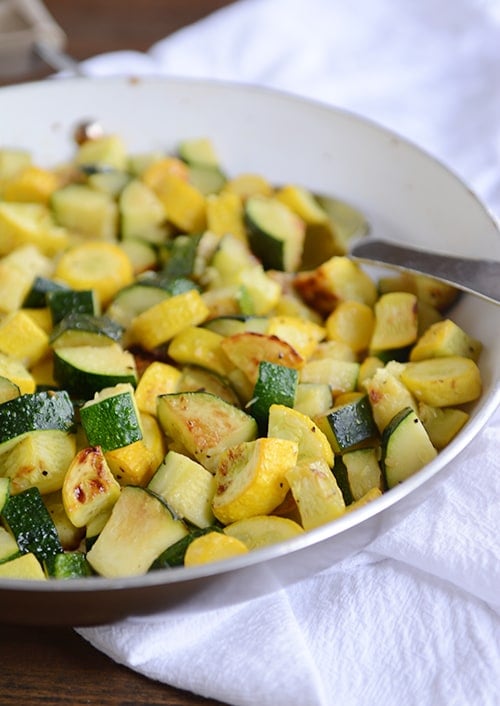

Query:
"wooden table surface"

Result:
[[1, 4, 235, 704]]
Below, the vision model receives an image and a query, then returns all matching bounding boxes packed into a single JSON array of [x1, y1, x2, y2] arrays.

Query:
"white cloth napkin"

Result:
[[76, 1, 500, 704]]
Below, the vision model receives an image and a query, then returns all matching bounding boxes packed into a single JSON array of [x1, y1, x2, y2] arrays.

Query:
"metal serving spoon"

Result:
[[350, 238, 500, 305]]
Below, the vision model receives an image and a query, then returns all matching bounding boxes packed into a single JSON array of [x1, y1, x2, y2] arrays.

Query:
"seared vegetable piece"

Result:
[[0, 202, 69, 257], [417, 403, 469, 450], [168, 326, 234, 378], [148, 450, 216, 528], [247, 362, 299, 430], [1, 486, 62, 562], [150, 526, 222, 569], [0, 429, 76, 495], [300, 358, 360, 397], [0, 310, 49, 367], [224, 514, 304, 549], [86, 486, 188, 578], [325, 300, 375, 354], [221, 331, 304, 386], [79, 383, 143, 452], [62, 445, 121, 527], [134, 361, 182, 416], [53, 342, 137, 398], [363, 364, 417, 433], [0, 352, 35, 395], [294, 256, 377, 315], [399, 356, 482, 407], [245, 194, 306, 272], [316, 395, 378, 454], [382, 407, 437, 488], [370, 292, 419, 351], [157, 391, 258, 472], [0, 390, 74, 454], [212, 437, 298, 524], [285, 459, 346, 530], [268, 403, 333, 467], [0, 376, 20, 404]]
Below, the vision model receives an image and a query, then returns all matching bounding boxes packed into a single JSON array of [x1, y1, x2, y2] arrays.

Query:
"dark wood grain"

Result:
[[0, 5, 235, 703]]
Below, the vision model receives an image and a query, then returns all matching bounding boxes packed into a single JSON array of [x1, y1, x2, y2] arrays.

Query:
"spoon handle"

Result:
[[350, 239, 500, 305]]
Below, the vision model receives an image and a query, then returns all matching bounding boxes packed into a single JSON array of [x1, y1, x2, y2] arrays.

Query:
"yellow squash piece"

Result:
[[0, 310, 49, 367], [168, 326, 234, 377], [149, 170, 206, 233], [134, 361, 182, 416], [268, 404, 334, 467], [2, 165, 60, 204], [410, 318, 482, 362], [54, 241, 134, 307], [400, 356, 482, 407], [363, 364, 417, 433], [1, 430, 76, 496], [206, 190, 246, 240], [212, 437, 298, 525], [0, 553, 46, 580], [105, 439, 159, 487], [0, 202, 69, 257], [184, 531, 249, 567], [62, 445, 121, 527], [285, 459, 346, 530], [266, 315, 325, 360], [325, 300, 375, 354], [220, 331, 304, 385], [224, 514, 304, 550], [130, 289, 209, 351], [370, 292, 419, 351], [0, 351, 35, 394]]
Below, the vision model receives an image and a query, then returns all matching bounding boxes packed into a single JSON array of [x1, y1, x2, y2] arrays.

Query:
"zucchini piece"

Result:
[[47, 289, 100, 325], [53, 342, 137, 398], [44, 551, 92, 579], [188, 165, 227, 196], [0, 390, 74, 454], [119, 179, 167, 244], [106, 282, 170, 328], [315, 194, 370, 253], [50, 312, 123, 348], [119, 237, 158, 275], [382, 407, 438, 488], [176, 365, 240, 407], [51, 183, 119, 240], [148, 450, 216, 529], [0, 429, 76, 495], [300, 358, 360, 397], [399, 356, 482, 407], [245, 195, 306, 272], [23, 275, 68, 309], [86, 486, 188, 578], [0, 477, 10, 514], [87, 169, 131, 198], [203, 315, 268, 337], [224, 515, 304, 550], [285, 459, 346, 530], [246, 362, 299, 430], [316, 395, 378, 454], [268, 403, 334, 467], [184, 531, 248, 567], [157, 391, 258, 472], [212, 437, 298, 525], [293, 382, 333, 419], [79, 383, 143, 452], [161, 233, 204, 278], [417, 402, 469, 450], [178, 137, 220, 169], [62, 445, 121, 527], [74, 134, 127, 172], [43, 490, 84, 550], [341, 447, 383, 501], [1, 486, 63, 562]]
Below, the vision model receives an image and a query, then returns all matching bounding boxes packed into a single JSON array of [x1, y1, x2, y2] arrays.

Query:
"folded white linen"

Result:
[[76, 1, 500, 704]]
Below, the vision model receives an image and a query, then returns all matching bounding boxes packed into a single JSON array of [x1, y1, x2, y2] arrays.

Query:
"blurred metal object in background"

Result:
[[0, 0, 66, 77]]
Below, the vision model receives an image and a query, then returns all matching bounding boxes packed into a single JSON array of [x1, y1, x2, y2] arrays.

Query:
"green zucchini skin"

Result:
[[50, 312, 124, 347], [1, 487, 62, 562], [23, 276, 68, 309], [321, 395, 378, 453], [382, 406, 438, 488], [247, 361, 299, 431], [47, 289, 98, 325], [0, 390, 75, 447], [45, 551, 93, 579]]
